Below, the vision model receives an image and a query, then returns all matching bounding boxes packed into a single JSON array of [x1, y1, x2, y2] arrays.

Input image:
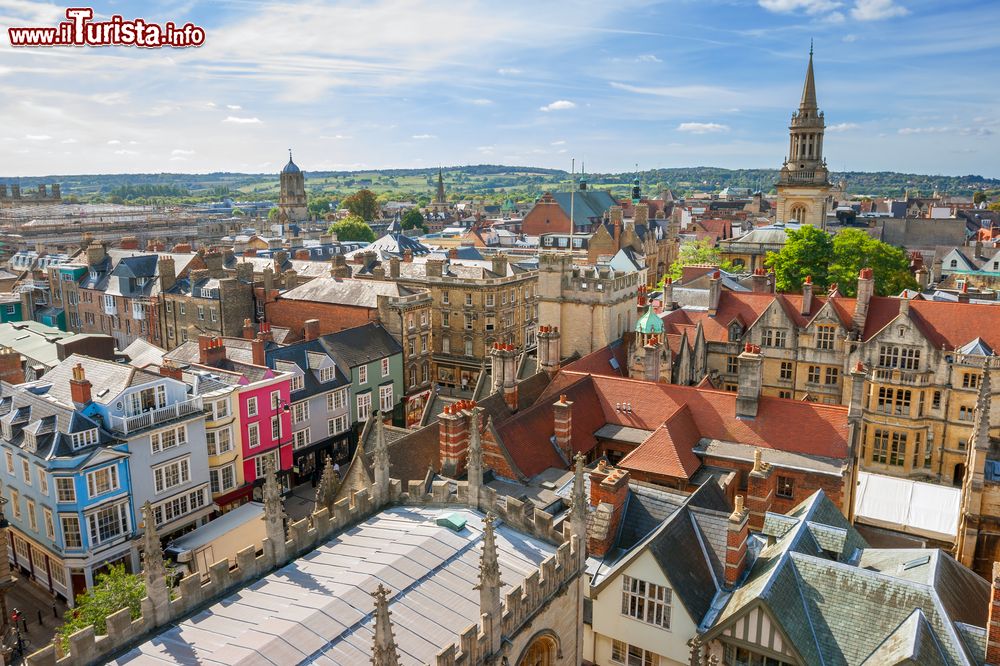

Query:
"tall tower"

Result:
[[776, 44, 832, 229], [279, 149, 308, 222], [428, 167, 448, 213]]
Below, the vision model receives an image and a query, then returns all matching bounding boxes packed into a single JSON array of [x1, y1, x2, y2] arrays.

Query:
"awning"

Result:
[[854, 471, 959, 542]]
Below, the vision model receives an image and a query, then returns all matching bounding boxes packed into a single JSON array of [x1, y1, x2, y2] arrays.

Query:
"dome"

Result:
[[281, 149, 300, 174], [635, 304, 664, 335]]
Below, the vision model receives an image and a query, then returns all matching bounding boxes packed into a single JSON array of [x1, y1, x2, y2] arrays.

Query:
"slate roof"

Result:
[[22, 353, 161, 408], [122, 338, 166, 370], [551, 190, 618, 230], [277, 276, 419, 308], [266, 340, 350, 401], [318, 323, 402, 370]]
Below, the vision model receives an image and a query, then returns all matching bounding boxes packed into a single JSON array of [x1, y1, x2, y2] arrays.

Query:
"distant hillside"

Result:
[[3, 165, 997, 206]]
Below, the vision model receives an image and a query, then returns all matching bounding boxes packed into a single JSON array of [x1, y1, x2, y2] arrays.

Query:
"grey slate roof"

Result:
[[318, 323, 402, 370], [278, 276, 419, 308], [551, 190, 618, 230], [23, 353, 161, 408]]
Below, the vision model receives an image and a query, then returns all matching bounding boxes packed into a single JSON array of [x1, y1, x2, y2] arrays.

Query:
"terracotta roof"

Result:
[[561, 341, 627, 377], [617, 404, 703, 480]]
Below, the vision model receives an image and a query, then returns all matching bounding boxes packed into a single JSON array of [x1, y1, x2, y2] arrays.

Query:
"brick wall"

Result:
[[702, 455, 844, 516], [265, 299, 377, 338]]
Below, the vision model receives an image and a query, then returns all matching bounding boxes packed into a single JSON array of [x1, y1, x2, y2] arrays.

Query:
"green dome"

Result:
[[636, 304, 664, 335]]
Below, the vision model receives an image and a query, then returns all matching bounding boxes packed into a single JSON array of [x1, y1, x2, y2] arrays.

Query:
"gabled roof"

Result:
[[617, 404, 703, 480], [277, 276, 419, 308], [318, 323, 402, 370], [550, 190, 618, 229], [22, 354, 162, 409]]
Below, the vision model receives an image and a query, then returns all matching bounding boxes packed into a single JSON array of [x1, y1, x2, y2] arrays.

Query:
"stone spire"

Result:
[[570, 452, 587, 560], [372, 411, 391, 507], [141, 501, 170, 623], [435, 167, 446, 205], [314, 454, 340, 516], [800, 41, 817, 110], [467, 407, 483, 511], [972, 360, 993, 454], [262, 457, 287, 566], [475, 513, 503, 655], [371, 584, 401, 666]]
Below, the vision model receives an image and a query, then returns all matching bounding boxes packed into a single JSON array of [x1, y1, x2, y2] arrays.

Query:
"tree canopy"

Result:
[[308, 195, 336, 218], [401, 208, 427, 232], [342, 189, 380, 221], [662, 238, 737, 282], [329, 214, 376, 243], [57, 564, 147, 649], [766, 226, 916, 296]]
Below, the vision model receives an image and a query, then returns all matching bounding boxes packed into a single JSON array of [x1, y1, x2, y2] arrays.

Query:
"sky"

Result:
[[1, 0, 999, 178]]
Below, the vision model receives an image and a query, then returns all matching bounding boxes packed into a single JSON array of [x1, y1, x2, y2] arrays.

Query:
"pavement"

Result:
[[2, 574, 68, 663], [285, 481, 320, 523]]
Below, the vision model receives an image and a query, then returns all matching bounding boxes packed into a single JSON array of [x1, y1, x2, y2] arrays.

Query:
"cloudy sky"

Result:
[[1, 0, 998, 177]]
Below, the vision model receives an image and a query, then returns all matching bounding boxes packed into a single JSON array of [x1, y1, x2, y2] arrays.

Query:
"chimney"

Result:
[[242, 318, 256, 340], [172, 242, 192, 253], [853, 268, 874, 332], [69, 363, 92, 405], [553, 394, 573, 461], [283, 268, 298, 289], [198, 335, 227, 367], [263, 267, 274, 295], [120, 236, 139, 250], [491, 254, 509, 276], [0, 346, 24, 385], [251, 334, 267, 367], [746, 450, 776, 531], [610, 206, 623, 244], [708, 270, 722, 317], [158, 256, 176, 293], [372, 264, 385, 280], [899, 297, 911, 317], [502, 345, 518, 411], [304, 318, 320, 341], [425, 259, 444, 278], [448, 247, 459, 260], [725, 496, 750, 587], [801, 276, 813, 316], [750, 268, 769, 293], [987, 563, 1000, 665], [848, 362, 867, 422], [388, 257, 400, 279], [259, 321, 274, 342], [439, 400, 475, 477], [634, 203, 649, 231], [976, 238, 985, 259], [736, 344, 763, 418], [330, 255, 351, 279], [159, 360, 184, 381], [662, 278, 675, 311], [85, 242, 107, 267], [403, 249, 413, 263], [537, 325, 561, 377], [587, 462, 630, 557]]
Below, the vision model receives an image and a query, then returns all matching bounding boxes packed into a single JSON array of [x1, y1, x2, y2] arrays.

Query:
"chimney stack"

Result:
[[587, 462, 630, 557], [491, 254, 508, 277], [70, 363, 92, 405], [537, 325, 561, 377], [242, 318, 256, 340], [120, 236, 139, 250], [708, 270, 722, 316], [662, 277, 675, 311], [304, 319, 320, 341], [736, 343, 763, 418], [198, 335, 227, 367], [634, 203, 649, 231], [251, 334, 267, 367], [750, 268, 769, 293], [553, 394, 573, 461], [389, 257, 400, 279], [746, 449, 776, 531], [644, 336, 662, 383], [725, 496, 750, 587], [439, 400, 476, 477], [158, 256, 176, 293], [425, 259, 444, 278], [0, 347, 24, 385], [159, 360, 184, 381], [800, 276, 813, 316], [853, 268, 874, 332]]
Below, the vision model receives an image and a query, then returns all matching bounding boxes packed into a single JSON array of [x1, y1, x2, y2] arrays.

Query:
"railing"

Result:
[[951, 354, 1000, 369], [872, 368, 932, 386], [110, 397, 203, 434]]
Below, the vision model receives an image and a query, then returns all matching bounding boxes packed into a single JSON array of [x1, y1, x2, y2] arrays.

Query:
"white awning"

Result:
[[854, 471, 959, 542]]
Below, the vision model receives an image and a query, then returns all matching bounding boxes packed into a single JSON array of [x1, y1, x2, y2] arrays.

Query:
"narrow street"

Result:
[[3, 575, 68, 664]]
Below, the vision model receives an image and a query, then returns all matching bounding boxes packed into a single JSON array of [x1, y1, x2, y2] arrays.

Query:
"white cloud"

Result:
[[842, 33, 859, 42], [171, 149, 196, 156], [107, 139, 121, 145], [114, 149, 139, 156], [498, 68, 522, 75], [226, 104, 242, 110], [898, 126, 949, 134], [411, 133, 436, 139], [827, 122, 859, 132], [24, 134, 51, 141], [223, 116, 262, 124], [60, 138, 78, 144], [477, 145, 495, 154], [851, 0, 908, 20], [320, 134, 352, 140], [551, 140, 566, 146], [677, 122, 730, 134], [759, 0, 842, 15], [467, 98, 493, 106], [540, 100, 575, 112], [636, 54, 662, 63]]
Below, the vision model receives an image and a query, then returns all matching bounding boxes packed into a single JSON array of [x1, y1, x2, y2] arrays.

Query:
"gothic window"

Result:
[[790, 204, 807, 222]]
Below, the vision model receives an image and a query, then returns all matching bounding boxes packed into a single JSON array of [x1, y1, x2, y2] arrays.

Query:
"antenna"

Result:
[[569, 158, 575, 256]]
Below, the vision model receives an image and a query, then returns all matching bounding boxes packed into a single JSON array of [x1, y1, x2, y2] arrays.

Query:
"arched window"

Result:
[[790, 204, 807, 223], [517, 633, 559, 666]]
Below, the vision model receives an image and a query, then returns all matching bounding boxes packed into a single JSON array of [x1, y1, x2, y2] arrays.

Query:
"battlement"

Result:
[[0, 183, 61, 204]]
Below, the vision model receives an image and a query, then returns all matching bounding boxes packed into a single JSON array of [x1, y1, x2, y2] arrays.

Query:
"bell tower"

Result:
[[776, 43, 832, 229], [278, 149, 309, 222]]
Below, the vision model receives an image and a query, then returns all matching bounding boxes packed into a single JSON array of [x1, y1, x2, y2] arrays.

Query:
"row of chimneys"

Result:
[[0, 184, 60, 199]]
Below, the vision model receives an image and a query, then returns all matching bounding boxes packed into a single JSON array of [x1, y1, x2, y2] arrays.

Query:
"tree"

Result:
[[57, 564, 147, 649], [401, 208, 426, 232], [974, 191, 987, 205], [329, 214, 376, 243], [267, 207, 280, 222], [342, 189, 379, 221], [765, 225, 834, 292], [828, 228, 917, 296], [663, 238, 737, 281], [231, 208, 246, 217], [308, 195, 336, 218]]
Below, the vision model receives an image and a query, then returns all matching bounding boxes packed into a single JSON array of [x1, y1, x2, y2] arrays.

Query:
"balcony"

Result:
[[110, 396, 204, 435], [872, 368, 931, 386]]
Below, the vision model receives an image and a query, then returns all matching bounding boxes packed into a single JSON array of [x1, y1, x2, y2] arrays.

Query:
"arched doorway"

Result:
[[517, 632, 559, 666]]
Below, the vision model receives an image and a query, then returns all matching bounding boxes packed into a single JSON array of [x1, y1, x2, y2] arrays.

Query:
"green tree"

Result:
[[342, 189, 379, 221], [329, 214, 376, 243], [662, 238, 737, 281], [57, 564, 147, 649], [974, 191, 987, 205], [308, 195, 336, 218], [828, 228, 917, 296], [765, 225, 834, 292], [231, 208, 246, 217], [267, 207, 280, 222], [401, 208, 427, 232]]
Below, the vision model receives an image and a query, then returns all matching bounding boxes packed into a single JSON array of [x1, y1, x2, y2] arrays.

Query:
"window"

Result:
[[879, 345, 921, 370], [206, 427, 232, 456], [728, 323, 742, 343], [873, 429, 906, 466], [442, 337, 451, 354], [442, 291, 449, 305], [271, 415, 281, 441], [406, 314, 414, 330], [329, 415, 349, 436], [247, 422, 260, 448], [38, 466, 48, 496], [86, 466, 120, 498], [778, 390, 792, 399], [247, 396, 258, 417], [807, 365, 821, 384], [873, 429, 889, 464], [61, 516, 82, 548], [21, 459, 30, 485], [26, 499, 37, 531], [292, 402, 309, 424], [253, 450, 279, 479], [824, 367, 839, 385], [270, 390, 281, 411], [210, 307, 218, 323], [290, 374, 304, 392], [723, 645, 793, 666], [70, 428, 99, 450], [213, 400, 229, 420], [210, 464, 236, 494], [777, 476, 794, 498], [442, 312, 450, 328], [933, 390, 942, 409], [621, 575, 671, 629], [319, 366, 336, 383], [816, 325, 836, 350], [153, 458, 190, 494], [87, 503, 129, 545], [964, 372, 980, 389], [4, 451, 12, 475], [379, 385, 394, 412], [56, 477, 75, 502], [726, 356, 738, 374], [485, 315, 496, 332], [959, 405, 975, 422], [327, 389, 347, 412], [197, 305, 205, 320], [485, 293, 495, 307], [357, 393, 372, 422], [9, 489, 19, 520], [43, 508, 54, 539], [762, 329, 787, 348], [151, 426, 187, 454], [292, 428, 311, 450], [465, 292, 473, 306], [611, 640, 660, 666], [464, 314, 473, 331], [464, 339, 474, 356], [780, 361, 793, 380], [381, 358, 390, 377], [152, 488, 206, 526], [359, 365, 368, 384]]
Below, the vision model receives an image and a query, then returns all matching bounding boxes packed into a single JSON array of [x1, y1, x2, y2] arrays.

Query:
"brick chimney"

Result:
[[0, 346, 24, 385], [746, 449, 776, 531], [69, 363, 92, 405], [987, 563, 1000, 665], [553, 394, 573, 461], [439, 400, 476, 476], [258, 321, 274, 342], [491, 254, 509, 276], [120, 236, 139, 250], [158, 256, 176, 293], [662, 277, 675, 311], [725, 496, 750, 587], [736, 343, 763, 418], [198, 335, 227, 367], [426, 259, 444, 278], [750, 268, 769, 293], [304, 318, 320, 341], [502, 345, 518, 411], [853, 268, 874, 333], [634, 203, 649, 231], [242, 318, 256, 340], [159, 360, 184, 381], [708, 270, 721, 316], [251, 334, 267, 367], [403, 249, 413, 263], [644, 336, 662, 383], [800, 276, 813, 317], [85, 241, 107, 267], [587, 462, 630, 557]]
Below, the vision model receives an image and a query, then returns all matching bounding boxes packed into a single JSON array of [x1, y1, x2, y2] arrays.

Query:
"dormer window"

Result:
[[71, 428, 99, 450], [1, 422, 10, 441], [728, 323, 742, 343], [319, 367, 336, 383], [23, 430, 37, 453], [290, 374, 304, 392]]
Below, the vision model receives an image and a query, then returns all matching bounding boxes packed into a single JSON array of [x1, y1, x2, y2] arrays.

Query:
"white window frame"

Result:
[[210, 464, 237, 494], [381, 358, 390, 377], [153, 457, 191, 495], [86, 502, 130, 546], [61, 515, 82, 549], [43, 507, 55, 539], [621, 575, 672, 629], [5, 451, 14, 475], [37, 466, 49, 496], [247, 396, 258, 417], [248, 422, 260, 448], [55, 477, 76, 503], [358, 365, 368, 384], [21, 459, 31, 485], [328, 415, 348, 436], [327, 389, 347, 412], [206, 427, 233, 456], [379, 385, 394, 413], [253, 450, 279, 479], [292, 428, 311, 450], [357, 393, 372, 422], [150, 425, 187, 455], [86, 465, 120, 499], [292, 401, 310, 424]]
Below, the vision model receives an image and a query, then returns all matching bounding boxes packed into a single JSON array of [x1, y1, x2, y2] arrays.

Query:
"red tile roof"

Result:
[[562, 342, 627, 377], [618, 404, 703, 479]]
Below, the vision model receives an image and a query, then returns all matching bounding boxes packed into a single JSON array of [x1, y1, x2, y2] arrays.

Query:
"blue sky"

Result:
[[1, 0, 998, 177]]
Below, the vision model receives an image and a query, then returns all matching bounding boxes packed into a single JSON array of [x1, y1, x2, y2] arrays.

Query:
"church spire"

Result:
[[371, 584, 401, 666], [435, 167, 446, 204], [800, 42, 818, 111]]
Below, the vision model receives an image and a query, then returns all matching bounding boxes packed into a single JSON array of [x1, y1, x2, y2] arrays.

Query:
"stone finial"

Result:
[[262, 456, 287, 564], [372, 411, 391, 506], [467, 407, 483, 510], [730, 495, 746, 522], [973, 359, 993, 452], [314, 454, 340, 516], [475, 513, 503, 655], [570, 452, 588, 552], [371, 584, 401, 666], [141, 501, 170, 623]]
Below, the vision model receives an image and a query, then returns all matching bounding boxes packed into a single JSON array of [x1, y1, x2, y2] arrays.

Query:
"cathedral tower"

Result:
[[279, 149, 308, 222], [776, 44, 832, 229]]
